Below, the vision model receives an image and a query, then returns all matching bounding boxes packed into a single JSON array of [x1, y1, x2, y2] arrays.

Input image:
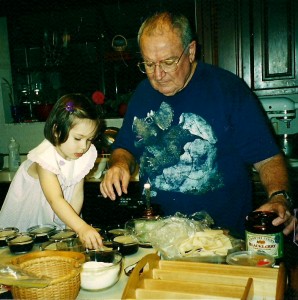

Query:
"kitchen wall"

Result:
[[0, 119, 123, 154]]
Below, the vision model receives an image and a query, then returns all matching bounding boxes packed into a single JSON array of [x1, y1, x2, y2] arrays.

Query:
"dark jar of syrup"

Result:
[[245, 211, 284, 263]]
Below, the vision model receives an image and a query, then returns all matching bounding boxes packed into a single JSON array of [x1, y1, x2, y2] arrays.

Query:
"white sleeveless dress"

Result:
[[0, 139, 97, 231]]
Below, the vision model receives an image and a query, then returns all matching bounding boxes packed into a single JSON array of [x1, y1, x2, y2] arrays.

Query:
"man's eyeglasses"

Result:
[[137, 45, 189, 74]]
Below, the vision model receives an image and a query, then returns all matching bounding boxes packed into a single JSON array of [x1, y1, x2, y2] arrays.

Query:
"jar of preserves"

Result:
[[245, 211, 284, 262]]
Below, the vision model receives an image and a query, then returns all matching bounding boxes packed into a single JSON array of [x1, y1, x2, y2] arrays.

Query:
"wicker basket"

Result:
[[10, 250, 85, 300]]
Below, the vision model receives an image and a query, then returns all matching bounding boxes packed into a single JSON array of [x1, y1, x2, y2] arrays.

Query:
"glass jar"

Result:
[[245, 211, 284, 263]]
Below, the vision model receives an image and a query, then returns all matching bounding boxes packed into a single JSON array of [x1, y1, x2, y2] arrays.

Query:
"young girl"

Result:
[[0, 93, 103, 249]]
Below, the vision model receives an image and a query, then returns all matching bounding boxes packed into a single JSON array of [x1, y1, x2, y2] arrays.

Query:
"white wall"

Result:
[[0, 119, 123, 154]]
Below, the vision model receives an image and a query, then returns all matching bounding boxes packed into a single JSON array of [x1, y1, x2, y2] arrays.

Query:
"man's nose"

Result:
[[153, 64, 165, 79]]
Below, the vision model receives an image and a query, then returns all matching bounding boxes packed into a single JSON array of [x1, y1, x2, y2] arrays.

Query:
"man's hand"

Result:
[[100, 148, 135, 200], [256, 197, 295, 235], [100, 164, 130, 200]]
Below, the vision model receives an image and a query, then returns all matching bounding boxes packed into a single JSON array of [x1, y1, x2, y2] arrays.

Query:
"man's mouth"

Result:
[[74, 153, 83, 158]]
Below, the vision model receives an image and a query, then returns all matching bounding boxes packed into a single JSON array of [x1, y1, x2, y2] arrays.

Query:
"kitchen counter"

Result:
[[0, 158, 140, 183], [0, 245, 155, 299], [0, 238, 297, 299]]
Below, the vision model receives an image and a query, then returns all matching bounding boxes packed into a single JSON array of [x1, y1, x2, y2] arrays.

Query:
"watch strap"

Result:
[[269, 190, 294, 210]]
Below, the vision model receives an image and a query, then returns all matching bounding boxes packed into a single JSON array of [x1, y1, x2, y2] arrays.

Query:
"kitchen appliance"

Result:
[[260, 96, 298, 129], [260, 97, 298, 159]]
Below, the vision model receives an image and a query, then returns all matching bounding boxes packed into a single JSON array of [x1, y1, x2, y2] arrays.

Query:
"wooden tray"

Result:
[[122, 253, 286, 300]]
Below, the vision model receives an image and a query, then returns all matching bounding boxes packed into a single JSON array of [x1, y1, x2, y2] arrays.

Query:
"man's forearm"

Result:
[[254, 153, 289, 197], [109, 148, 136, 175]]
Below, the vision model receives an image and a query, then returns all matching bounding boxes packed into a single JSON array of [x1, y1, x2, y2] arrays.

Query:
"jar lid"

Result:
[[246, 211, 284, 232], [247, 211, 278, 226]]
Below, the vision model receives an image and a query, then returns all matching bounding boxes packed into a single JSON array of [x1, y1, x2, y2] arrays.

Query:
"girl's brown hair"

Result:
[[44, 93, 101, 145]]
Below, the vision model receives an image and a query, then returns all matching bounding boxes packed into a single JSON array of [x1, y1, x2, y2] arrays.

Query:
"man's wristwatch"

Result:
[[269, 190, 294, 210]]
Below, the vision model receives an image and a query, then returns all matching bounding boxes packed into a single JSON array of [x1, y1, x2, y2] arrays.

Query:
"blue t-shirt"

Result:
[[113, 61, 280, 235]]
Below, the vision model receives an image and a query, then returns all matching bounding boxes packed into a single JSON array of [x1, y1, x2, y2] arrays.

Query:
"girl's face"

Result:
[[55, 118, 98, 160]]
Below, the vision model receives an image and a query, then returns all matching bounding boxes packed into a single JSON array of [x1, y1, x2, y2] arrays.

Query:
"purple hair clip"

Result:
[[65, 101, 75, 113]]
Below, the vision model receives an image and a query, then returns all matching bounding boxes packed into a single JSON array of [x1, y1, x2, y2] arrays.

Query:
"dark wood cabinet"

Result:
[[197, 0, 298, 96], [197, 0, 244, 77], [246, 0, 298, 96], [3, 0, 196, 122]]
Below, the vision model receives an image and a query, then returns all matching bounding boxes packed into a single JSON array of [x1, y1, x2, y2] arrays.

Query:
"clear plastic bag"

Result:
[[0, 264, 51, 288], [127, 211, 244, 261], [147, 215, 197, 259]]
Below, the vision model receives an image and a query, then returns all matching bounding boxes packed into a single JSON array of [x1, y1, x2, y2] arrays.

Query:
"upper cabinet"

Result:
[[1, 0, 197, 123], [197, 0, 298, 97], [248, 0, 298, 96]]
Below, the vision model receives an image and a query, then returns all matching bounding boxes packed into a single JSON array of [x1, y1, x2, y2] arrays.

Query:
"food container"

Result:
[[27, 224, 56, 243], [226, 250, 275, 267], [108, 228, 127, 238], [41, 237, 84, 252], [56, 237, 84, 252], [49, 229, 76, 241], [113, 235, 139, 256], [81, 250, 122, 291], [6, 232, 35, 254], [85, 248, 115, 263], [0, 227, 19, 247]]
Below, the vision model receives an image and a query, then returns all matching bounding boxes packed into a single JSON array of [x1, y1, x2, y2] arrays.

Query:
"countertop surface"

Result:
[[0, 238, 297, 299], [0, 245, 154, 299], [0, 156, 140, 183]]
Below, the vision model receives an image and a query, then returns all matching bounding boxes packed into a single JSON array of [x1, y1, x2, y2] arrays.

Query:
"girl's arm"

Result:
[[70, 179, 84, 215], [36, 163, 102, 249]]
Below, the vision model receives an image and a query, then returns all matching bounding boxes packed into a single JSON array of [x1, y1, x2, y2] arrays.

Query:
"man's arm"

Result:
[[100, 148, 136, 200], [254, 153, 289, 198]]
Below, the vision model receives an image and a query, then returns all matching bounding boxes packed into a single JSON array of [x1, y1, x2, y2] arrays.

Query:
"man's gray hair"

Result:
[[137, 11, 194, 49]]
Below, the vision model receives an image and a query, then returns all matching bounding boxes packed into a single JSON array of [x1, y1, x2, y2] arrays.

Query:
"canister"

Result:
[[245, 211, 283, 263]]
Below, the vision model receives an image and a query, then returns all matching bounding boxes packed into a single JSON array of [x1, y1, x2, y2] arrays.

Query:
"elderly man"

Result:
[[100, 11, 295, 237]]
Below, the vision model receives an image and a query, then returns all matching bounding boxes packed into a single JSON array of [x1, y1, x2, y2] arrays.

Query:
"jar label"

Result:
[[245, 231, 284, 259]]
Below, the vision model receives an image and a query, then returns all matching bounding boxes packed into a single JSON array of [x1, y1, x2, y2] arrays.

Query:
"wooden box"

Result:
[[122, 253, 286, 300]]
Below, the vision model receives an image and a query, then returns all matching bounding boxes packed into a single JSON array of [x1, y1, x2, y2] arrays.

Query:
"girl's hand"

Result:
[[77, 224, 103, 249]]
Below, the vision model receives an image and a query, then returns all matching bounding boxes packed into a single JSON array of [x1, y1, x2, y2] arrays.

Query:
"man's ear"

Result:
[[188, 41, 196, 63]]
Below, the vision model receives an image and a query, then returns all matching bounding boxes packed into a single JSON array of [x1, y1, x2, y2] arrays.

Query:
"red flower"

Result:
[[92, 91, 105, 105]]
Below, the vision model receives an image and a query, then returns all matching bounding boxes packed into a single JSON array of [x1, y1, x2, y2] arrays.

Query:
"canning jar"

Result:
[[245, 211, 284, 263]]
